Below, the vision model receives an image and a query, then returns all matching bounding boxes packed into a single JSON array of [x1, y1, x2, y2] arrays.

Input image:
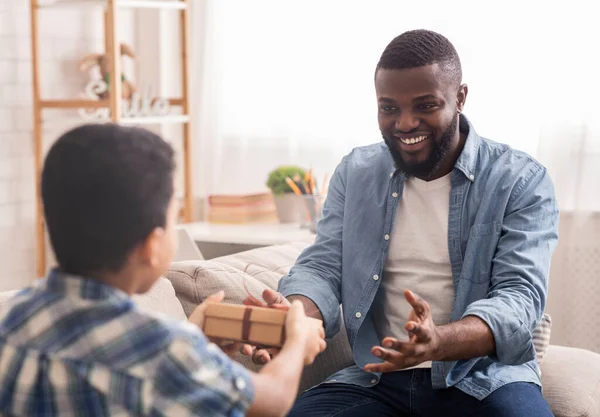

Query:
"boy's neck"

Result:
[[83, 264, 145, 295], [97, 273, 137, 295]]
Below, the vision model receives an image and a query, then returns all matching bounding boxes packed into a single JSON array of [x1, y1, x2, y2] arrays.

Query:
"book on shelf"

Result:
[[207, 192, 278, 224], [208, 192, 275, 206]]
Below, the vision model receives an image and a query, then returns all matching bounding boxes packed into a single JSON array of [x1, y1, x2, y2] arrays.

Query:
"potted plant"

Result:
[[266, 165, 306, 223]]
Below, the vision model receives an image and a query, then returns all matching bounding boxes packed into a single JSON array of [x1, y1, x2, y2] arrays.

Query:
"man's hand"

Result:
[[240, 288, 291, 364], [364, 289, 442, 373], [188, 290, 242, 358]]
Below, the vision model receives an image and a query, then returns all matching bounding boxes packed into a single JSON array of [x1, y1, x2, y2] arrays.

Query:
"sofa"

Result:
[[2, 240, 598, 416], [165, 240, 600, 417]]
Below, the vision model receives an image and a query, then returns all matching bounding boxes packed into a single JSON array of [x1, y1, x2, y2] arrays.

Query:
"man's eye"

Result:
[[418, 104, 436, 110], [380, 106, 396, 113]]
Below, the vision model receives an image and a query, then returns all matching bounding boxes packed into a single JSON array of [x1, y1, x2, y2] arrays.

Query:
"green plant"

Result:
[[266, 165, 306, 195]]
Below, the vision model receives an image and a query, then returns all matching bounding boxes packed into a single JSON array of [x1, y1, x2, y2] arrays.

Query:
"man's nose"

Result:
[[395, 112, 419, 133]]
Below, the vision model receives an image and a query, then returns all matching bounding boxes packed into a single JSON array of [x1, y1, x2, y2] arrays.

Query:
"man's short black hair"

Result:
[[376, 29, 462, 86], [42, 123, 175, 276]]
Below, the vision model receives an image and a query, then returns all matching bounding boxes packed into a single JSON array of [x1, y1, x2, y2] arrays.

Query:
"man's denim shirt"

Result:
[[279, 115, 559, 400]]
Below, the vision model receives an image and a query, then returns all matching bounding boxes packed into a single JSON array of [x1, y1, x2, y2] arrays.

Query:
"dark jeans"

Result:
[[288, 369, 554, 417]]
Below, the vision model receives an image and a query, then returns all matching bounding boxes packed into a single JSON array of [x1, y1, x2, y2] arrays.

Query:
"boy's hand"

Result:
[[188, 291, 242, 358], [285, 300, 327, 365], [240, 289, 291, 364]]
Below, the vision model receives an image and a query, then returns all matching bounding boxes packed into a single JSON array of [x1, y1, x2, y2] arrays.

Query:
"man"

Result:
[[244, 29, 559, 416]]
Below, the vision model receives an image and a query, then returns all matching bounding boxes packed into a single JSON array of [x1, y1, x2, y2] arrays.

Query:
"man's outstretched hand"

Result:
[[240, 288, 291, 364], [364, 289, 442, 373]]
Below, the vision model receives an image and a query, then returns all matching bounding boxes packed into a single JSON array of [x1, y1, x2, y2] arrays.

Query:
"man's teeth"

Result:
[[400, 135, 427, 145]]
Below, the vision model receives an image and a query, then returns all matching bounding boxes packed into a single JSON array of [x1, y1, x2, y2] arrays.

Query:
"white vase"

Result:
[[273, 193, 302, 223]]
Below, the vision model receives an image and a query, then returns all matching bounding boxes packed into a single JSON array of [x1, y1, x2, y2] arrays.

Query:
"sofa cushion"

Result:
[[132, 277, 187, 321], [168, 241, 312, 317], [540, 345, 600, 417], [168, 241, 354, 391]]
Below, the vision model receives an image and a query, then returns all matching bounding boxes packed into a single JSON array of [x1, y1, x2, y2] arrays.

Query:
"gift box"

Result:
[[202, 303, 320, 348]]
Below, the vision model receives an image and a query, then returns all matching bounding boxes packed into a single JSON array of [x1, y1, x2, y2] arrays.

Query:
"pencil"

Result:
[[286, 177, 303, 195], [294, 174, 308, 194], [305, 169, 312, 194]]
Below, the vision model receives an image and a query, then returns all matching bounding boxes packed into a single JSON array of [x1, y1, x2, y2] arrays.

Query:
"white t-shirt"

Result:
[[372, 172, 455, 369]]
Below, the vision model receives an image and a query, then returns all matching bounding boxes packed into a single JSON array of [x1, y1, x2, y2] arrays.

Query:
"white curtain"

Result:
[[191, 0, 600, 350], [541, 123, 600, 353]]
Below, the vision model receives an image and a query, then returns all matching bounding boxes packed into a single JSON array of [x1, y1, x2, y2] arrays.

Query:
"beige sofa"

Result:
[[1, 240, 598, 416], [166, 240, 600, 417]]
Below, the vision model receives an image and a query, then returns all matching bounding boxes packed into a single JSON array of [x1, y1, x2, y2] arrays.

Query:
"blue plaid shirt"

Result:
[[0, 270, 255, 416]]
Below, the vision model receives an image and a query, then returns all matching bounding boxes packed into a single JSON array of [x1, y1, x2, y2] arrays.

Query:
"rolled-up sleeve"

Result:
[[278, 157, 348, 338], [462, 164, 559, 365]]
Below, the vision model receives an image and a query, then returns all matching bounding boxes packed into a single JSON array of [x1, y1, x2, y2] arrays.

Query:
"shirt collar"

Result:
[[42, 268, 130, 303], [453, 114, 481, 182]]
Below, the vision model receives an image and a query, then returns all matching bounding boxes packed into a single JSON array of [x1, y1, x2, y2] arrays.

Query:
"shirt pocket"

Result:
[[462, 222, 502, 283]]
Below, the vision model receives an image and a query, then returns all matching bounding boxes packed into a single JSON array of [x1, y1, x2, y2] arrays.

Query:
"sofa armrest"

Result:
[[541, 345, 600, 417]]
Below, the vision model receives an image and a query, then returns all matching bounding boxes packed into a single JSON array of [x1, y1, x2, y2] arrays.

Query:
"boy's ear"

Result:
[[139, 227, 165, 268]]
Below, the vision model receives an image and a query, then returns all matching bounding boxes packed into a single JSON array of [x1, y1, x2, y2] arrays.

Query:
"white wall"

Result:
[[0, 0, 133, 291], [134, 6, 204, 219]]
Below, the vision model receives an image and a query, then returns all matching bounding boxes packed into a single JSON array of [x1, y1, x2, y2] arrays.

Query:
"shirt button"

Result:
[[392, 192, 398, 198], [384, 234, 390, 241], [373, 274, 379, 281], [371, 378, 377, 384], [355, 312, 362, 318], [234, 377, 247, 391], [469, 174, 475, 181]]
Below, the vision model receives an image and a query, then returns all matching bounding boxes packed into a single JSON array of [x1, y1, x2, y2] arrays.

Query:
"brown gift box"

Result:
[[202, 303, 320, 348]]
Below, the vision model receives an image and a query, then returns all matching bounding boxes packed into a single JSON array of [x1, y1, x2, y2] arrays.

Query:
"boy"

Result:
[[0, 124, 326, 416]]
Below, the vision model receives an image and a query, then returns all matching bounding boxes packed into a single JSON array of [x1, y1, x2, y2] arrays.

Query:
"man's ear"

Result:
[[139, 227, 165, 268], [457, 83, 468, 114]]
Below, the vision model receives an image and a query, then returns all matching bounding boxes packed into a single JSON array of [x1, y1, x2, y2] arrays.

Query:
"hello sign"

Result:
[[78, 80, 171, 120]]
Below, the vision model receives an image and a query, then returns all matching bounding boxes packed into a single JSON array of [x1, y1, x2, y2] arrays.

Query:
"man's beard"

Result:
[[384, 113, 458, 179]]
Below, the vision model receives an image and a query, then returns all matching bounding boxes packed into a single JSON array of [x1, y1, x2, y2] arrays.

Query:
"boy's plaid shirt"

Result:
[[0, 270, 255, 416]]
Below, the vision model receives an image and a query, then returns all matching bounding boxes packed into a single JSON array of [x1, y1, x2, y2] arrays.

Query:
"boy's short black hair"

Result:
[[376, 29, 462, 86], [42, 123, 176, 276]]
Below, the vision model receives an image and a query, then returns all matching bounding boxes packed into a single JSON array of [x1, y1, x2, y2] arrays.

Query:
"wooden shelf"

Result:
[[40, 98, 184, 109], [41, 99, 109, 109], [36, 0, 188, 10], [30, 0, 194, 278], [118, 114, 190, 125]]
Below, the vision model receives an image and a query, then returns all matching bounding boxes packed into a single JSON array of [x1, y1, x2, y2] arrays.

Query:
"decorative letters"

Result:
[[78, 80, 171, 120]]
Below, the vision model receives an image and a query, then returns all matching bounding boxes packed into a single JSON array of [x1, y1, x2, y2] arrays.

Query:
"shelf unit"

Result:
[[29, 0, 194, 278]]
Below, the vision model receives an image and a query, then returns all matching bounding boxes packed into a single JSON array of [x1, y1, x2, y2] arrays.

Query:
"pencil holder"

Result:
[[299, 194, 323, 232]]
